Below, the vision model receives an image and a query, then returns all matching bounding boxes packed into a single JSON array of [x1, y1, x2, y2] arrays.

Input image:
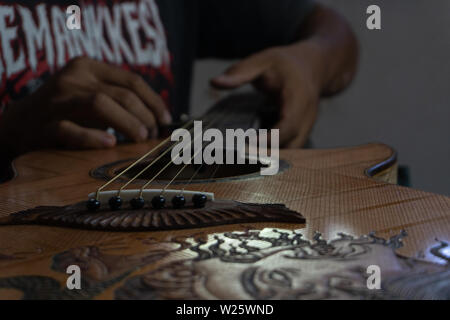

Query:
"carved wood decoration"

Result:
[[0, 229, 448, 300], [0, 201, 305, 231], [113, 229, 450, 300]]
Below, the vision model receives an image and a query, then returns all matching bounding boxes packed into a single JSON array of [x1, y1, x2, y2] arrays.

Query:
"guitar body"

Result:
[[0, 141, 449, 299]]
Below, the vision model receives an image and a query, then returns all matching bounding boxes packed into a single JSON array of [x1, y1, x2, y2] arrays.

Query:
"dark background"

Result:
[[190, 0, 450, 196]]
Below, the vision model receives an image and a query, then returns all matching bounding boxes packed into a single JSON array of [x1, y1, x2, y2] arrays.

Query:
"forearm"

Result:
[[285, 4, 359, 96]]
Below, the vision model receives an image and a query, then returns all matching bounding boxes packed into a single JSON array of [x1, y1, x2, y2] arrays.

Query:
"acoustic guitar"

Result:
[[0, 93, 448, 300]]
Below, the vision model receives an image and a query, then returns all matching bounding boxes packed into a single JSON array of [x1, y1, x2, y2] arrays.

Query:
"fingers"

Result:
[[87, 93, 149, 142], [271, 85, 318, 148], [281, 96, 317, 148], [56, 120, 116, 149], [211, 51, 271, 89], [100, 85, 158, 138], [91, 60, 172, 126], [285, 131, 309, 149], [286, 104, 317, 148], [271, 89, 301, 146], [271, 117, 298, 147]]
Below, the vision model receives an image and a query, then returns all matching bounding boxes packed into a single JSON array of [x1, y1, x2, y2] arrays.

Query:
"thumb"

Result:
[[56, 120, 117, 149], [211, 52, 270, 89]]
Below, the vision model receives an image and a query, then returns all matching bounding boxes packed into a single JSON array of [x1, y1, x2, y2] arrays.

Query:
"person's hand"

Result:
[[211, 43, 322, 148], [0, 56, 172, 156]]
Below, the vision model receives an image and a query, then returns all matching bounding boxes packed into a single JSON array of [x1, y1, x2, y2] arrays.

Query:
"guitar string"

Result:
[[137, 110, 226, 198], [95, 105, 229, 200], [181, 164, 206, 193], [159, 139, 207, 196], [98, 108, 222, 198], [116, 114, 216, 197], [95, 119, 194, 199], [178, 108, 260, 195], [176, 123, 273, 198], [177, 138, 225, 195], [137, 114, 223, 198], [161, 112, 235, 196], [116, 130, 189, 196], [180, 123, 263, 196], [179, 162, 220, 196]]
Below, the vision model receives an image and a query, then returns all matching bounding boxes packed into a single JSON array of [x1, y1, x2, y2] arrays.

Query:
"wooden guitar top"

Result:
[[0, 142, 448, 299]]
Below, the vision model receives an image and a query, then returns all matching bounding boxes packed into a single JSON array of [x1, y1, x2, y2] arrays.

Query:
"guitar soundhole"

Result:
[[91, 149, 288, 185]]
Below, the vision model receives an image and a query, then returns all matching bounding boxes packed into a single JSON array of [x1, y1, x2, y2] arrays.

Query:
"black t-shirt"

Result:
[[0, 0, 314, 120]]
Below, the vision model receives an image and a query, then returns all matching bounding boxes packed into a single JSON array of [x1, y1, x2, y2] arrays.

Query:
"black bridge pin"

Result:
[[108, 196, 122, 210], [172, 195, 186, 209], [151, 195, 166, 209], [130, 197, 145, 209], [192, 194, 207, 208], [86, 198, 101, 211]]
